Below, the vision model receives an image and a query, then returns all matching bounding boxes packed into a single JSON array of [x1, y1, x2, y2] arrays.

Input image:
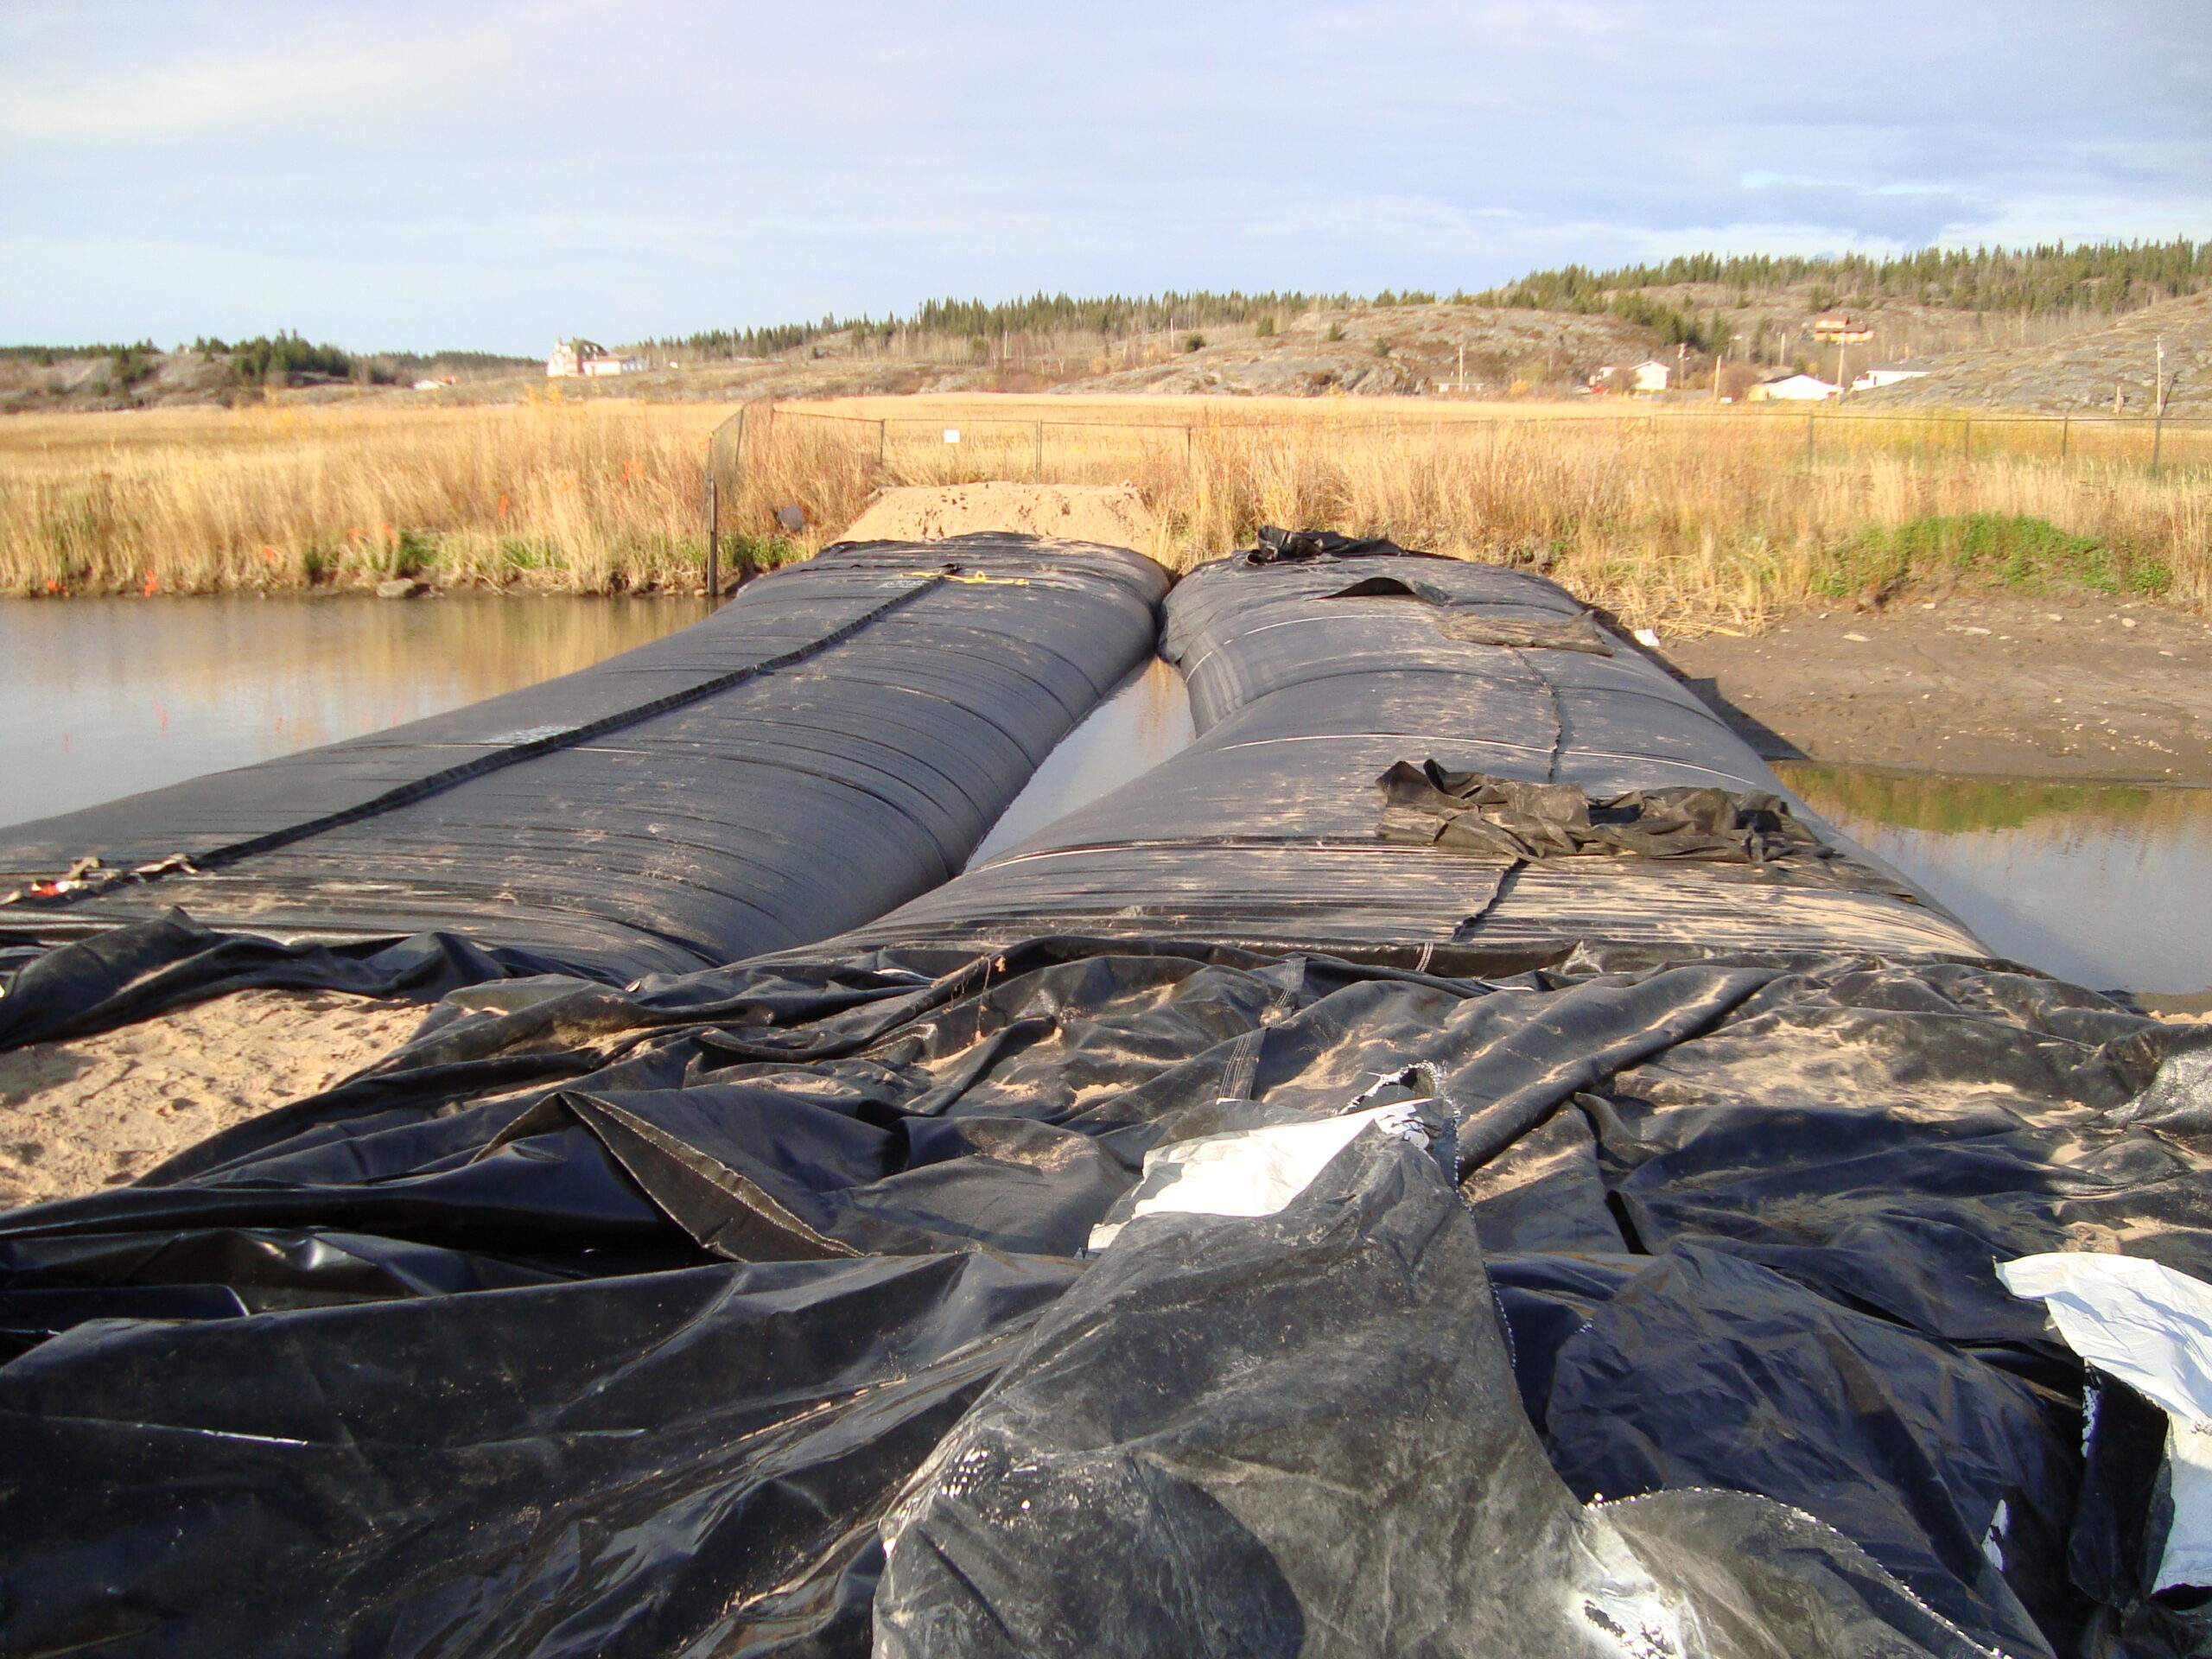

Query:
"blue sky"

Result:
[[4, 1, 2207, 354]]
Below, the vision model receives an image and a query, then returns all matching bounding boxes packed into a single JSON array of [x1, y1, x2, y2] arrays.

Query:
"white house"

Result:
[[1853, 361, 1935, 391], [547, 339, 645, 378], [1589, 359, 1672, 395], [1748, 372, 1840, 402]]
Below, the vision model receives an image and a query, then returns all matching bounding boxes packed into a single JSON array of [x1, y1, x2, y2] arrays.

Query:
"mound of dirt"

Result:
[[839, 483, 1158, 554], [0, 989, 422, 1207]]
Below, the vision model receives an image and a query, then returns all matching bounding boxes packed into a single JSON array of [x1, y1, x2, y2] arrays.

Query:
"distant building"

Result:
[[1853, 361, 1935, 391], [1748, 372, 1840, 402], [547, 339, 645, 378], [1587, 359, 1672, 395], [1812, 315, 1876, 344], [412, 376, 458, 391]]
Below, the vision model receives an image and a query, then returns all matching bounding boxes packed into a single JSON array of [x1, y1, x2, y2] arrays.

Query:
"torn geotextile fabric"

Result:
[[1377, 759, 1908, 890], [3, 925, 2211, 1655]]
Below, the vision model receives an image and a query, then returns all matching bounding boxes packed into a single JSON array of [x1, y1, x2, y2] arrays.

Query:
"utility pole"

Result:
[[2152, 336, 2168, 477]]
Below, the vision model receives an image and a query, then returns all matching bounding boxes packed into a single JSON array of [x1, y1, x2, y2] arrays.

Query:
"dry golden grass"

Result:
[[761, 396, 2212, 627], [3, 392, 2206, 631], [0, 399, 728, 596]]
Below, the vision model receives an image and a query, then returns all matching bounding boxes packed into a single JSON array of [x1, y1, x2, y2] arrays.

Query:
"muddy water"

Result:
[[1, 594, 697, 826], [1783, 766, 2212, 997], [969, 658, 1196, 866]]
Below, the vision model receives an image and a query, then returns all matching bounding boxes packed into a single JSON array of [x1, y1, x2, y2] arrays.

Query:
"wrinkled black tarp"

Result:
[[876, 1120, 1993, 1659], [0, 536, 1167, 977], [0, 908, 606, 1049], [1375, 758, 1908, 892], [3, 922, 2210, 1656]]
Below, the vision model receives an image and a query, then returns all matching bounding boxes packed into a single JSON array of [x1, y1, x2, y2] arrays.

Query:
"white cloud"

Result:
[[1, 0, 2204, 347]]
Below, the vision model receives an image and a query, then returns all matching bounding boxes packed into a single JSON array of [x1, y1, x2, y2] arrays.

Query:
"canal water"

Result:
[[6, 601, 2207, 1001], [1, 595, 696, 825], [1783, 766, 2212, 1000], [969, 658, 1196, 865]]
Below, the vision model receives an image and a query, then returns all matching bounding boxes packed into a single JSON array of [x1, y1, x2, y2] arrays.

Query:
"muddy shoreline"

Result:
[[1657, 590, 2212, 785]]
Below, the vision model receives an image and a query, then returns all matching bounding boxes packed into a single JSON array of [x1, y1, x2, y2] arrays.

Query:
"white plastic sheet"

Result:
[[2000, 1250, 2212, 1590], [1085, 1101, 1431, 1252]]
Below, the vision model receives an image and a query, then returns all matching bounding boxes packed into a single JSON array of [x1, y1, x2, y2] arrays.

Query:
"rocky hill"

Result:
[[1856, 292, 2212, 414]]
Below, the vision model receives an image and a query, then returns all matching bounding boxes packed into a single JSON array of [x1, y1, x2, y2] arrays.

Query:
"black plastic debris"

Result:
[[1375, 759, 1907, 891]]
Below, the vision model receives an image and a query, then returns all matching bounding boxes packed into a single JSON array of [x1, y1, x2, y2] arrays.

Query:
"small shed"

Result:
[[1853, 362, 1934, 391], [1748, 372, 1840, 402]]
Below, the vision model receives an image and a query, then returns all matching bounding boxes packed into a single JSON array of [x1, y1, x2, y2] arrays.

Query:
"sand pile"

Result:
[[0, 989, 422, 1207], [840, 483, 1157, 554]]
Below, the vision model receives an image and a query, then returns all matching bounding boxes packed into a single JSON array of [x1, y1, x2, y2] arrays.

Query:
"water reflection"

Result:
[[2, 594, 696, 825], [969, 658, 1196, 866], [1782, 764, 2212, 995]]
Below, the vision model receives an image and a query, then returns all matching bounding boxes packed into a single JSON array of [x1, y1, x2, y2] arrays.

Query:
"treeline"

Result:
[[0, 340, 158, 364], [193, 332, 356, 382], [1474, 239, 2212, 318], [662, 289, 1352, 360]]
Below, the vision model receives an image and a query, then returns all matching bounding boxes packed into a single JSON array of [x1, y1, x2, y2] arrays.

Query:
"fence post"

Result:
[[704, 477, 720, 605], [2152, 409, 2165, 478], [1961, 419, 1971, 461], [2060, 414, 2069, 463], [1804, 412, 1815, 465], [1035, 419, 1045, 479], [877, 420, 887, 471]]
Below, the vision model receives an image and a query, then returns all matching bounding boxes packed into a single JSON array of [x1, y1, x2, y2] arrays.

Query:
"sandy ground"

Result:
[[0, 989, 421, 1208], [1659, 592, 2212, 784], [841, 482, 1157, 552]]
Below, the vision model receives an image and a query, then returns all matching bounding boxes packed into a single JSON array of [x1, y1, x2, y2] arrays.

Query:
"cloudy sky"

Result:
[[4, 1, 2207, 353]]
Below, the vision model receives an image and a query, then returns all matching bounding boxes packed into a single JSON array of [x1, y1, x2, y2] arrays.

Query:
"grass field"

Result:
[[2, 394, 2205, 628]]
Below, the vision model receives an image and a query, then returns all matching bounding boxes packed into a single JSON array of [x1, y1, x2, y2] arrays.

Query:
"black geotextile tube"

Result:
[[0, 534, 1170, 980], [3, 928, 2211, 1656], [824, 538, 1991, 965]]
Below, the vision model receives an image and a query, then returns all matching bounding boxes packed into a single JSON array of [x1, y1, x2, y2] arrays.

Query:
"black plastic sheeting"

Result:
[[0, 535, 1167, 979], [828, 543, 1988, 966], [3, 929, 2211, 1656]]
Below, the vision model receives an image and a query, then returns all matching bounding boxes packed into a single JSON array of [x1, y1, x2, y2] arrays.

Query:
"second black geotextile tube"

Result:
[[0, 534, 1169, 978], [829, 542, 1986, 963]]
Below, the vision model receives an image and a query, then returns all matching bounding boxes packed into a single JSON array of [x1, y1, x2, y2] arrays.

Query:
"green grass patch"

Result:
[[1821, 513, 2173, 601]]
